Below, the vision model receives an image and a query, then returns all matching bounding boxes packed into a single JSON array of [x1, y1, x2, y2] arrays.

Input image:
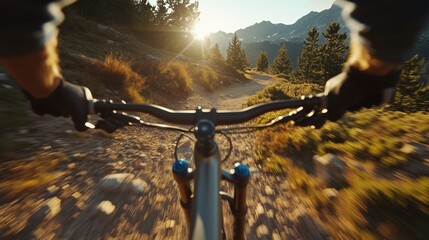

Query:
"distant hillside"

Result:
[[236, 5, 345, 43], [209, 4, 346, 51], [210, 3, 429, 67], [209, 4, 346, 67]]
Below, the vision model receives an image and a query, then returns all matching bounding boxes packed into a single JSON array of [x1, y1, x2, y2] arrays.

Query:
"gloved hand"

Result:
[[324, 65, 400, 121], [23, 78, 93, 131]]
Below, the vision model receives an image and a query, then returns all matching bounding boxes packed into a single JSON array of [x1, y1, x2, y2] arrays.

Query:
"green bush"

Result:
[[190, 64, 221, 91], [257, 109, 429, 170], [245, 81, 323, 106], [334, 176, 429, 240], [146, 60, 192, 99], [209, 59, 246, 83]]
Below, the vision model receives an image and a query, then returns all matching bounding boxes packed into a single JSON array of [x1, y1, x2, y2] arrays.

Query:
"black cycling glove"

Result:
[[324, 65, 400, 121], [23, 79, 93, 131]]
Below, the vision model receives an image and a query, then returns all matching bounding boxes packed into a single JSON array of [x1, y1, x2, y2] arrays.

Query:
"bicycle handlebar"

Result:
[[90, 95, 326, 126]]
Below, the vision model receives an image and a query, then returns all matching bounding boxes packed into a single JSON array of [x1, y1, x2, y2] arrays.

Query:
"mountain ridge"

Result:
[[208, 4, 429, 67], [209, 4, 346, 47]]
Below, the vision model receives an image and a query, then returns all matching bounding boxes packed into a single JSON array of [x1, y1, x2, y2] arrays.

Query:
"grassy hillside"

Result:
[[0, 10, 247, 156], [58, 10, 247, 102], [250, 78, 429, 239]]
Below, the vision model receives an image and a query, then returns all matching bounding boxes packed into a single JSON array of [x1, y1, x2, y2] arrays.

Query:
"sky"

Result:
[[148, 0, 336, 36]]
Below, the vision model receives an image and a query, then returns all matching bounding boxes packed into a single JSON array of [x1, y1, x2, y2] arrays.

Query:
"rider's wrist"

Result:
[[347, 40, 400, 76], [344, 64, 400, 90], [24, 76, 62, 99]]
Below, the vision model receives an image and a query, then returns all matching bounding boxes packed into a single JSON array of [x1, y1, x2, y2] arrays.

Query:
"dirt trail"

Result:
[[0, 72, 323, 240], [182, 72, 274, 109]]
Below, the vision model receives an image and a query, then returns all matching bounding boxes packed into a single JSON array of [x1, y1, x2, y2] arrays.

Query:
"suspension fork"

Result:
[[172, 160, 193, 228], [222, 163, 251, 240]]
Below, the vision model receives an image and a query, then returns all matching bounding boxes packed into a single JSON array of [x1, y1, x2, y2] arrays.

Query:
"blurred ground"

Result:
[[0, 73, 327, 239]]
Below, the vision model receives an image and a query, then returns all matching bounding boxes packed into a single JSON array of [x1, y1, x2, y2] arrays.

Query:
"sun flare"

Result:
[[192, 21, 210, 40]]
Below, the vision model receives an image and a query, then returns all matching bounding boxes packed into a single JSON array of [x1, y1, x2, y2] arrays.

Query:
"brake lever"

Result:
[[292, 106, 328, 129], [95, 119, 123, 133], [95, 111, 142, 133]]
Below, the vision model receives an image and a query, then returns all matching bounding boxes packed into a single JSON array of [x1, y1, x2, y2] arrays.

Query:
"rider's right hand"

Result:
[[22, 78, 93, 131], [324, 65, 400, 121]]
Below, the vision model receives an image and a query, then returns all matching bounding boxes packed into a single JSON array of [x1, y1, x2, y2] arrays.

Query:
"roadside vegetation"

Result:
[[249, 21, 428, 236], [1, 1, 247, 156], [251, 74, 428, 239], [57, 5, 248, 103]]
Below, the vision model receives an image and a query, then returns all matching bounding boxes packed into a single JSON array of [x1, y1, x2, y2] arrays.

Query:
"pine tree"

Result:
[[226, 33, 247, 70], [298, 27, 322, 82], [318, 22, 347, 83], [166, 0, 200, 32], [135, 0, 155, 27], [394, 54, 428, 111], [256, 50, 269, 72], [73, 0, 140, 23], [209, 43, 225, 62], [240, 48, 250, 70], [153, 0, 169, 28], [272, 43, 293, 75]]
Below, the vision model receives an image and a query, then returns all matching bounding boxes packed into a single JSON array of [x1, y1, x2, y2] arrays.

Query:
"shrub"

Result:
[[190, 64, 222, 91], [333, 176, 429, 240], [96, 54, 146, 103], [258, 109, 429, 170], [146, 60, 192, 98], [245, 81, 323, 106], [209, 59, 246, 83], [243, 81, 322, 123]]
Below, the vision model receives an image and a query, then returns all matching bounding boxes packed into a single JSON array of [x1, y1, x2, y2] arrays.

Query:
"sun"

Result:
[[192, 21, 210, 40]]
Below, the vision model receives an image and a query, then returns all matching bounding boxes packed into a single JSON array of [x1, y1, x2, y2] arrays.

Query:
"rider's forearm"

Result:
[[346, 38, 400, 76], [338, 0, 429, 65], [0, 38, 61, 99], [0, 0, 75, 98]]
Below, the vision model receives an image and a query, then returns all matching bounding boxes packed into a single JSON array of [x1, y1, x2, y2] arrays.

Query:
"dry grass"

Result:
[[60, 52, 146, 103], [249, 77, 429, 239], [327, 174, 429, 240], [146, 60, 192, 98], [256, 107, 429, 239], [0, 152, 67, 198], [88, 54, 146, 103], [209, 59, 247, 83], [189, 64, 222, 91], [103, 54, 146, 102]]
